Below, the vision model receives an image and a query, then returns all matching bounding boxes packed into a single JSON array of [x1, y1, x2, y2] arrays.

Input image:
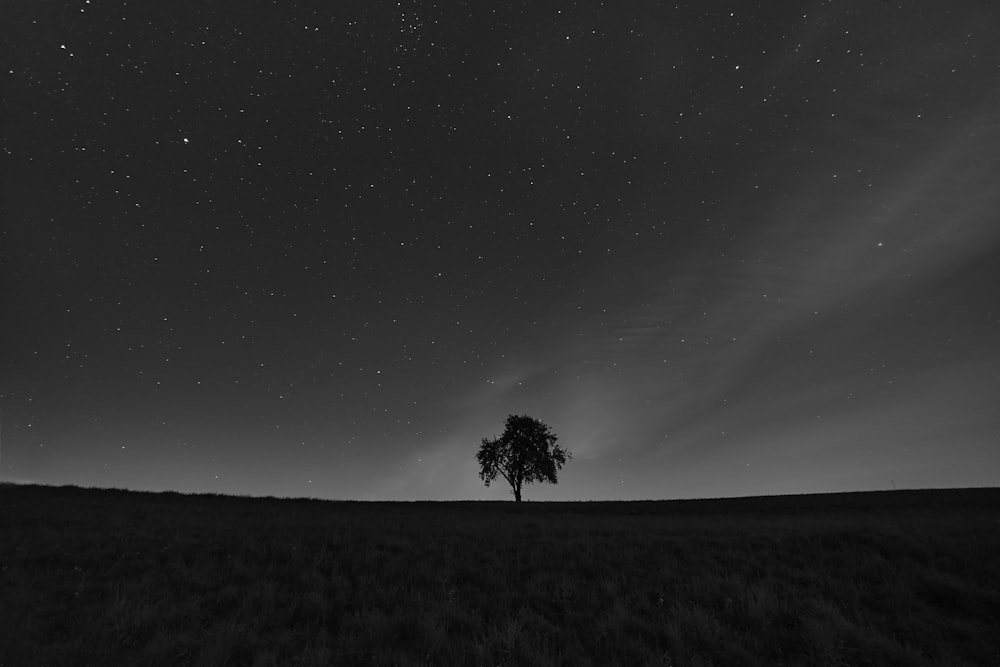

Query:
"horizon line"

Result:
[[2, 480, 997, 504]]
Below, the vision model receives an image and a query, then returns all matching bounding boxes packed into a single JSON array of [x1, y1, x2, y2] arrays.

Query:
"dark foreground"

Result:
[[1, 485, 998, 666]]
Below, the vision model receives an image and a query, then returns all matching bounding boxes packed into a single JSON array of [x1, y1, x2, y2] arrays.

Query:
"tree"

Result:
[[476, 414, 571, 502]]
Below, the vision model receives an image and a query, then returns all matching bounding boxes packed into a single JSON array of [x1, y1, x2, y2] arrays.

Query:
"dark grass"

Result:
[[2, 484, 999, 666]]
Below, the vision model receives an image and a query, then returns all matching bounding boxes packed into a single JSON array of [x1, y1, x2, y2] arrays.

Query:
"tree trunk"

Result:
[[514, 486, 522, 502]]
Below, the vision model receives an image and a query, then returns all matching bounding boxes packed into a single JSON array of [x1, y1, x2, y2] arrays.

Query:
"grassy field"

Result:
[[1, 484, 998, 666]]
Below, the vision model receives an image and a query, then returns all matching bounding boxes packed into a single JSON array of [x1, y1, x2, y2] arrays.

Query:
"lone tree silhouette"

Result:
[[476, 414, 571, 502]]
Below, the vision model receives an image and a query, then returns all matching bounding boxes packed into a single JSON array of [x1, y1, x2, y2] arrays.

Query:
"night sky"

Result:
[[3, 1, 999, 501]]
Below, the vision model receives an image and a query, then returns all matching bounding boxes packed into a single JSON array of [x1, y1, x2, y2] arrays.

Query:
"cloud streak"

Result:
[[485, 107, 1000, 498]]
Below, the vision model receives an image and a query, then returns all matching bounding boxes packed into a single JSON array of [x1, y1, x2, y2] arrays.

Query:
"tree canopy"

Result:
[[476, 414, 571, 502]]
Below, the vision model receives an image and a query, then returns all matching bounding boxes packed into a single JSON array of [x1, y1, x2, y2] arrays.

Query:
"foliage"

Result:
[[1, 484, 1000, 666], [476, 414, 571, 502]]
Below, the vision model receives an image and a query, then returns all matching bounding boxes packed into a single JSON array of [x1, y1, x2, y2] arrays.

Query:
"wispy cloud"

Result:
[[487, 110, 1000, 497]]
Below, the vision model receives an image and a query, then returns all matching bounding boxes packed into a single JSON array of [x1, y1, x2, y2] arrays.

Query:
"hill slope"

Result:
[[2, 484, 998, 666]]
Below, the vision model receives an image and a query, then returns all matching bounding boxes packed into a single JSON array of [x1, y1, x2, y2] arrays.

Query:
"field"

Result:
[[1, 484, 999, 666]]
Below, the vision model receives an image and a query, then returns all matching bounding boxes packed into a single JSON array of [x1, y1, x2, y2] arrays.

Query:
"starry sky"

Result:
[[2, 1, 999, 501]]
